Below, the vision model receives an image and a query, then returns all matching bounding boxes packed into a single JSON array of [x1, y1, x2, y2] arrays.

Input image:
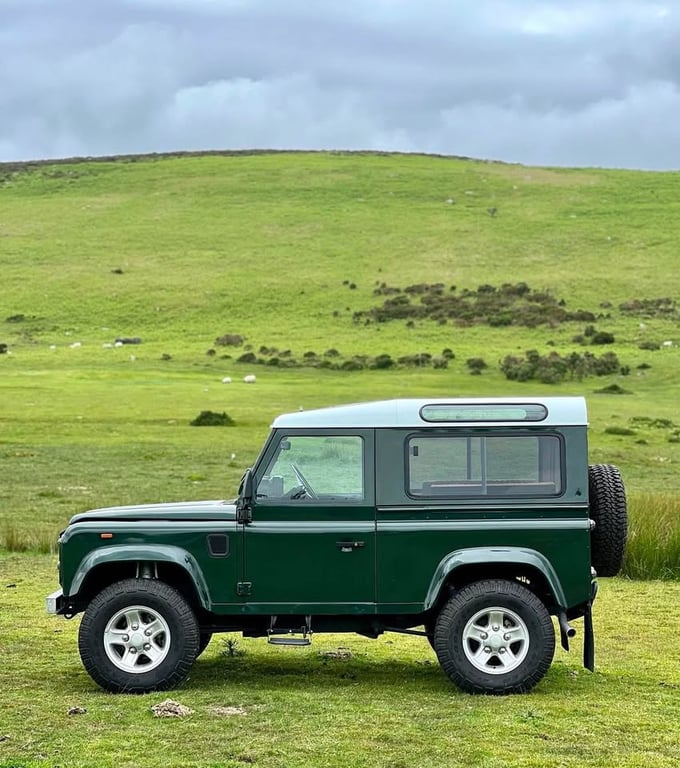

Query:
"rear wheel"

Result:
[[434, 579, 555, 695], [78, 578, 199, 693], [588, 464, 627, 576]]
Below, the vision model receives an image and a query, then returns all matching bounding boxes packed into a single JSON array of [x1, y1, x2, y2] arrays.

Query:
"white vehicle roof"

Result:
[[272, 396, 587, 429]]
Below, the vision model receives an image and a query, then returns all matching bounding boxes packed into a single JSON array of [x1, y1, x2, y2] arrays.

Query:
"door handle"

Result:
[[336, 541, 365, 552]]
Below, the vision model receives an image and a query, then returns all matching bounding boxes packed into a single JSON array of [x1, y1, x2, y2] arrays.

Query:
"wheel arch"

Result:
[[68, 545, 212, 613], [424, 547, 567, 616]]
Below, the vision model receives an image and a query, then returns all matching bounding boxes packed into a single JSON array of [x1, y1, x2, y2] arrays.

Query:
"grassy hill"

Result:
[[1, 151, 679, 573]]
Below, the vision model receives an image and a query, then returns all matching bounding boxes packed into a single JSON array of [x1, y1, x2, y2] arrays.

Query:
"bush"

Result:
[[215, 333, 244, 347], [591, 331, 615, 344], [638, 341, 660, 351], [604, 425, 636, 436], [190, 411, 235, 427], [466, 357, 488, 375], [341, 359, 365, 371], [594, 384, 631, 395], [500, 349, 624, 383], [236, 352, 257, 363], [370, 354, 394, 370], [352, 282, 599, 328]]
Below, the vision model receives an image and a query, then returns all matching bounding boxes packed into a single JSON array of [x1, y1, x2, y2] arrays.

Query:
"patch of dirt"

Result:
[[319, 647, 353, 660], [151, 699, 194, 718], [209, 706, 248, 717]]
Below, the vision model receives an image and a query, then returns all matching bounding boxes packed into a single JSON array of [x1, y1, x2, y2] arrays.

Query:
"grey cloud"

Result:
[[1, 0, 679, 167]]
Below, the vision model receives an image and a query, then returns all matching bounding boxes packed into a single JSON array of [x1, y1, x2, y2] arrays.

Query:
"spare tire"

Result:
[[588, 464, 627, 576]]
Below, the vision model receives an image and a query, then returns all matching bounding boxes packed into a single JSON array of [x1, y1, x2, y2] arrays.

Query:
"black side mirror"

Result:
[[236, 468, 254, 524]]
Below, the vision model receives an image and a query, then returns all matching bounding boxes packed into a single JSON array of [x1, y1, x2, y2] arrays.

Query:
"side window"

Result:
[[408, 435, 562, 497], [257, 435, 364, 502]]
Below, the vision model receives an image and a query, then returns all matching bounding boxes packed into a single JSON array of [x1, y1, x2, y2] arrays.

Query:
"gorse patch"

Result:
[[190, 411, 235, 427], [353, 282, 596, 328]]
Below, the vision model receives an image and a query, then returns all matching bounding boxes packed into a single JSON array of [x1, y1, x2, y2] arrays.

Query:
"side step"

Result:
[[267, 615, 312, 646]]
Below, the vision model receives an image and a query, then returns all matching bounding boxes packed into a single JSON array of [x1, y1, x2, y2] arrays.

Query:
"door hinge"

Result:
[[236, 581, 252, 597]]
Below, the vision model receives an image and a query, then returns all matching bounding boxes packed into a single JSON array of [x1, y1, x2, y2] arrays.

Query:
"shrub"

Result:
[[466, 357, 488, 375], [594, 384, 631, 395], [236, 352, 257, 364], [604, 425, 636, 436], [591, 331, 615, 344], [398, 353, 432, 367], [638, 341, 660, 351], [370, 354, 394, 370], [500, 349, 624, 383], [215, 333, 244, 347], [190, 411, 235, 427], [340, 359, 365, 371], [352, 282, 598, 328]]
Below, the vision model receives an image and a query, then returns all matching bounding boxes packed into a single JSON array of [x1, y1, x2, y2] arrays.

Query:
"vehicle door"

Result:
[[244, 429, 375, 612]]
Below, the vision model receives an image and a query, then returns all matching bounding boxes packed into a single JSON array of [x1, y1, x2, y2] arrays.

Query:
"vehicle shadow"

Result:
[[186, 641, 450, 695]]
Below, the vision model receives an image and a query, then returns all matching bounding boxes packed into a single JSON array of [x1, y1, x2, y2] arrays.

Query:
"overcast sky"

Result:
[[1, 0, 679, 169]]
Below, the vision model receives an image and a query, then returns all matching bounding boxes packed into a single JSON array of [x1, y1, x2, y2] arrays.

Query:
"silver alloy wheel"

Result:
[[103, 604, 171, 673], [462, 607, 530, 675]]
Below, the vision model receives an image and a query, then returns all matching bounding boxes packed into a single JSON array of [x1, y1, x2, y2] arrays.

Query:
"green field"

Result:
[[1, 555, 679, 768], [2, 150, 679, 573], [1, 151, 679, 765]]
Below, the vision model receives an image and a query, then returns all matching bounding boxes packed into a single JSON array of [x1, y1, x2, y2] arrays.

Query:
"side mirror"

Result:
[[236, 468, 254, 524]]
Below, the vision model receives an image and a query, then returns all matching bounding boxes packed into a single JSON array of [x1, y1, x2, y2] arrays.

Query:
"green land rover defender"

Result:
[[46, 396, 627, 695]]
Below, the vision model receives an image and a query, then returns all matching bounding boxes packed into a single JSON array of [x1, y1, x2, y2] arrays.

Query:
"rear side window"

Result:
[[408, 435, 562, 497]]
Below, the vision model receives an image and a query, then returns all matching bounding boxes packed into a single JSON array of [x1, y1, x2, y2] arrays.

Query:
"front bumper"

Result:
[[46, 589, 63, 615]]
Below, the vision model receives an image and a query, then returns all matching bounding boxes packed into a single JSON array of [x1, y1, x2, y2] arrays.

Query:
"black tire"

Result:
[[196, 632, 213, 659], [78, 578, 199, 694], [433, 579, 555, 695], [424, 621, 436, 652], [588, 464, 627, 577]]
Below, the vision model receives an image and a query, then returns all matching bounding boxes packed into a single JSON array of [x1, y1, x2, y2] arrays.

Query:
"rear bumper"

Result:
[[46, 589, 63, 615]]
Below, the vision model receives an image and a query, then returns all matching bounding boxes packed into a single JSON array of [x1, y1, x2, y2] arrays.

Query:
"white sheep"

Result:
[[69, 342, 82, 349], [243, 374, 257, 384], [221, 376, 232, 384], [662, 340, 673, 348]]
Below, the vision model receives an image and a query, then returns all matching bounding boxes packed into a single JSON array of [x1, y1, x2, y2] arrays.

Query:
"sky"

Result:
[[1, 0, 679, 169]]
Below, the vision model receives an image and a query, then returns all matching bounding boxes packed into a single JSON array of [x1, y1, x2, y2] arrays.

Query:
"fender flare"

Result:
[[423, 546, 567, 612], [69, 544, 212, 610]]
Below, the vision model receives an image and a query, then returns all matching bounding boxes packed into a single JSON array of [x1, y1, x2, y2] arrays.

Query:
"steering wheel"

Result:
[[291, 463, 318, 499]]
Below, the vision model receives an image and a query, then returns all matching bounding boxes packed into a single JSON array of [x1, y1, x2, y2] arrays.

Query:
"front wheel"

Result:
[[433, 579, 555, 695], [78, 578, 199, 693], [196, 631, 213, 659]]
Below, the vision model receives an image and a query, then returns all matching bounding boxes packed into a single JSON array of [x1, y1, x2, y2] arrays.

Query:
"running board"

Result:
[[267, 615, 312, 646], [267, 635, 312, 647]]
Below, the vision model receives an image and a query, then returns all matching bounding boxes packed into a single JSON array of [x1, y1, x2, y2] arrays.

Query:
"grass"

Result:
[[2, 150, 680, 766], [1, 151, 680, 576], [625, 493, 680, 579], [0, 554, 678, 768]]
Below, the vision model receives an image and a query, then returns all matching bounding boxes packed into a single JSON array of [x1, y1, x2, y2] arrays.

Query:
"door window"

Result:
[[257, 435, 364, 502]]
